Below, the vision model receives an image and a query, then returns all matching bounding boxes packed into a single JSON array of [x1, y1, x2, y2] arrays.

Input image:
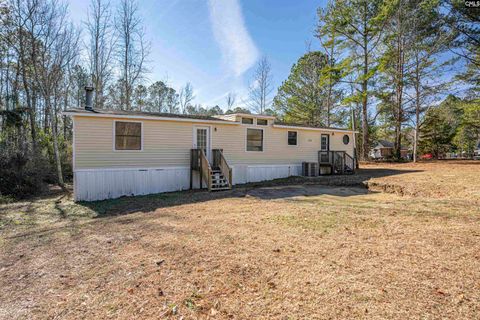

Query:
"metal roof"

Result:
[[64, 108, 234, 122]]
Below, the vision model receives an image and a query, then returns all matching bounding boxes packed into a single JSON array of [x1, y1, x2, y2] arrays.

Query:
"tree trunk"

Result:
[[361, 48, 369, 161], [351, 106, 359, 169], [24, 83, 38, 155], [360, 7, 370, 161], [394, 22, 405, 161], [413, 57, 420, 163], [44, 102, 49, 132], [63, 88, 69, 138], [18, 28, 38, 155], [48, 98, 66, 190], [124, 33, 130, 110], [28, 98, 37, 153], [326, 41, 335, 127]]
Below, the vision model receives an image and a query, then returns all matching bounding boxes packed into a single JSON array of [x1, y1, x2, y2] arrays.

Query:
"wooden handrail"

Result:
[[199, 149, 212, 191], [192, 148, 233, 190], [318, 150, 355, 174], [344, 152, 355, 172], [219, 150, 232, 187]]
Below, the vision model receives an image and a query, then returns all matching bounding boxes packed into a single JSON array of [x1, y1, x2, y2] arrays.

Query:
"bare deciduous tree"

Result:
[[179, 82, 194, 114], [247, 57, 273, 114], [86, 0, 114, 108], [225, 92, 236, 109], [115, 0, 149, 110], [16, 0, 80, 189]]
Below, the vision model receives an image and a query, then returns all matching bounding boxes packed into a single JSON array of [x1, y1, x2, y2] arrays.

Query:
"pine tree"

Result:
[[273, 52, 335, 126], [316, 0, 349, 127], [419, 95, 462, 158], [325, 0, 387, 159]]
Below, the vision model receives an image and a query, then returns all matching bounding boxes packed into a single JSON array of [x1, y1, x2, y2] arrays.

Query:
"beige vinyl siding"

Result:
[[329, 132, 353, 153], [75, 116, 194, 168], [74, 115, 354, 169], [212, 125, 353, 166]]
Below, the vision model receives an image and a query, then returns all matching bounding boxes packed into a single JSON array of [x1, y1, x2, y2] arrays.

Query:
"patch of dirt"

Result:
[[0, 161, 479, 319], [363, 160, 480, 200], [245, 160, 480, 200]]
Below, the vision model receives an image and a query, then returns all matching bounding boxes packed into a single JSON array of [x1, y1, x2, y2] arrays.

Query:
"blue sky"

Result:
[[67, 0, 325, 110]]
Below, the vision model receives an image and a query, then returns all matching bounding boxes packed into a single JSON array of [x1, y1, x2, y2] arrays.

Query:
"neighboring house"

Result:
[[65, 96, 355, 201], [370, 140, 409, 159], [474, 140, 480, 160]]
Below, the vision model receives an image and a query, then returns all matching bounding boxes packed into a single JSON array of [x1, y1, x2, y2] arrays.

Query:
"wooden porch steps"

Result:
[[191, 149, 232, 192], [210, 169, 231, 191], [318, 150, 356, 175]]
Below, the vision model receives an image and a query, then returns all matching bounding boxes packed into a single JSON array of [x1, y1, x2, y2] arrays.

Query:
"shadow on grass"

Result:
[[78, 188, 248, 218], [77, 167, 421, 218]]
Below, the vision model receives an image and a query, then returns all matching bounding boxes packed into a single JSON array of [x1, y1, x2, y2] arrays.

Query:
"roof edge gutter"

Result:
[[272, 124, 358, 133], [62, 111, 241, 125]]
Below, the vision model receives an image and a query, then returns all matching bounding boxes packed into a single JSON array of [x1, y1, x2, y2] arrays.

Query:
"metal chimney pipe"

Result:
[[85, 86, 94, 111]]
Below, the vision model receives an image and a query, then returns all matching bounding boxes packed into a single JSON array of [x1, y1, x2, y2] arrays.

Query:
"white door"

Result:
[[193, 127, 211, 162], [319, 134, 330, 163], [320, 134, 330, 151]]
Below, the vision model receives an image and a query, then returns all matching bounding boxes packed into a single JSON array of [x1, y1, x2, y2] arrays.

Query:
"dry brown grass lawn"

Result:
[[1, 161, 479, 319]]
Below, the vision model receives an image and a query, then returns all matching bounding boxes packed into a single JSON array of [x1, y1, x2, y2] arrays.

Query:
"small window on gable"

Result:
[[241, 117, 254, 124], [288, 131, 297, 146], [257, 119, 268, 126], [343, 134, 350, 145], [115, 121, 142, 150]]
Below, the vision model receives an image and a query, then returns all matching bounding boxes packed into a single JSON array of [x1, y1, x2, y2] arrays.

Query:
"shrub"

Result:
[[0, 151, 48, 199]]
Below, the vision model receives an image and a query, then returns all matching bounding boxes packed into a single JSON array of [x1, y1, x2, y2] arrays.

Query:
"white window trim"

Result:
[[245, 127, 265, 153], [287, 130, 298, 147], [113, 120, 144, 152]]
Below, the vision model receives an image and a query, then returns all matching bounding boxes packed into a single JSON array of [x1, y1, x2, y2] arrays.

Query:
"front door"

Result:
[[320, 134, 330, 151], [194, 126, 211, 161], [320, 134, 330, 163]]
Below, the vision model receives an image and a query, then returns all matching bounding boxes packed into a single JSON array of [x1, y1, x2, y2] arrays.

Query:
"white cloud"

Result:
[[208, 0, 259, 77]]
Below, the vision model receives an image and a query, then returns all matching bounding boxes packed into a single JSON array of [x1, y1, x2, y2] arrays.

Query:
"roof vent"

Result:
[[85, 86, 94, 111]]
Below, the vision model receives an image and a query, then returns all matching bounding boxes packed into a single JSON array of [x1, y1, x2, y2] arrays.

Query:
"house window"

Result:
[[242, 117, 254, 124], [246, 128, 263, 151], [257, 119, 268, 126], [288, 131, 297, 146], [343, 134, 350, 145], [115, 121, 142, 150]]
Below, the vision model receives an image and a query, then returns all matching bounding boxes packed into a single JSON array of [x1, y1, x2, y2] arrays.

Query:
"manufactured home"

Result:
[[65, 99, 356, 201]]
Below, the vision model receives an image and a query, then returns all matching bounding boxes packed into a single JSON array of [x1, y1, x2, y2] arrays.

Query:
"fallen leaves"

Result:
[[1, 161, 479, 319]]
